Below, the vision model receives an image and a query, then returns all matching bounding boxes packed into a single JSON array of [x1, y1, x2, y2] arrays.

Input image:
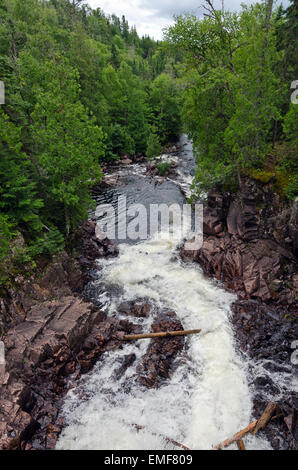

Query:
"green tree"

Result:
[[146, 130, 162, 159], [148, 73, 181, 144], [0, 110, 43, 235], [28, 57, 105, 234], [166, 1, 282, 195]]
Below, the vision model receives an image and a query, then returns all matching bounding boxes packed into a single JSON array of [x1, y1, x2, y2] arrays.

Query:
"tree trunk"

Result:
[[122, 329, 201, 341], [236, 439, 246, 450]]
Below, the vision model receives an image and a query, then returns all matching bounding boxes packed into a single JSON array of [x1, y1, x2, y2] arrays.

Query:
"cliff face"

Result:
[[182, 178, 297, 308], [181, 178, 298, 449]]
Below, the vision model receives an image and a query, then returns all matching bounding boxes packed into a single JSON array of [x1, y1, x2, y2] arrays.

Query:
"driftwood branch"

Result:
[[215, 401, 278, 450], [214, 420, 258, 450], [122, 329, 201, 341], [236, 439, 246, 450], [252, 402, 277, 435], [129, 423, 190, 451]]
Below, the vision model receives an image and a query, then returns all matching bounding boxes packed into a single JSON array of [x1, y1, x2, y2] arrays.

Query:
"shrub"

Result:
[[157, 162, 172, 176]]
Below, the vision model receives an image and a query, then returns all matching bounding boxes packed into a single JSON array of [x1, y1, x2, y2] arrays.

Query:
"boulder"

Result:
[[0, 296, 140, 450], [118, 298, 155, 317]]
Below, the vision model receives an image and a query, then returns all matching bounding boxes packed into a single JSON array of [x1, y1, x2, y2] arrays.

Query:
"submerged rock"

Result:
[[118, 298, 155, 317]]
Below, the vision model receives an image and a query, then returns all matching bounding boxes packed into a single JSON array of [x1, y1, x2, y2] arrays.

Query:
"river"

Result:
[[56, 136, 271, 450]]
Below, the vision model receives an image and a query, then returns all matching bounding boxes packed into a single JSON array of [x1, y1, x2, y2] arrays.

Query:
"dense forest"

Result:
[[166, 0, 297, 199], [0, 0, 182, 283], [0, 0, 297, 286]]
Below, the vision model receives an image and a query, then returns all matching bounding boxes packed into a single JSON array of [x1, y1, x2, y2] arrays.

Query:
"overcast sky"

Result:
[[87, 1, 290, 40]]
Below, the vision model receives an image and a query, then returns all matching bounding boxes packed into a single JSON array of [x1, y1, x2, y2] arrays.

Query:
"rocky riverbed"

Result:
[[0, 220, 186, 450], [0, 140, 297, 450]]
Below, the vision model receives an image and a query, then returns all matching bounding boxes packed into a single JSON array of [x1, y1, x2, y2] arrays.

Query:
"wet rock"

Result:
[[0, 219, 121, 450], [232, 298, 298, 449], [180, 180, 297, 307], [0, 295, 139, 450], [114, 354, 136, 380], [180, 234, 202, 263], [118, 298, 155, 317], [136, 309, 184, 388]]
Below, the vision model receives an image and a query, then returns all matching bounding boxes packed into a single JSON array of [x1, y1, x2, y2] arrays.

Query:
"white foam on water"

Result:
[[56, 210, 273, 450]]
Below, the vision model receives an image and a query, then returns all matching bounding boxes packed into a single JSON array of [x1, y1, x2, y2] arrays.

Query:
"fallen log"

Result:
[[122, 329, 201, 341], [214, 401, 278, 450], [236, 439, 246, 450], [129, 423, 190, 451], [214, 420, 258, 450], [252, 402, 277, 435]]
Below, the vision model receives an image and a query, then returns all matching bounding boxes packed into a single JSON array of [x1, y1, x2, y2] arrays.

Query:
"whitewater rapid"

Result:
[[56, 205, 271, 450]]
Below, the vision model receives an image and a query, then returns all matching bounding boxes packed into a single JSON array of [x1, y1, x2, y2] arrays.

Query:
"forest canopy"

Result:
[[165, 0, 298, 199], [0, 0, 297, 284], [0, 0, 182, 281]]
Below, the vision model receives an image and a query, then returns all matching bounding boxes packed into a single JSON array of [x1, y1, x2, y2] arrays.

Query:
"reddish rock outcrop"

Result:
[[74, 220, 119, 270], [0, 220, 185, 450], [181, 180, 297, 308], [0, 220, 119, 334], [0, 220, 122, 450], [180, 178, 298, 449], [0, 295, 141, 450]]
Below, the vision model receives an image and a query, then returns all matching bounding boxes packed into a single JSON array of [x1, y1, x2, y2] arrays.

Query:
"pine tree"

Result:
[[146, 131, 162, 159]]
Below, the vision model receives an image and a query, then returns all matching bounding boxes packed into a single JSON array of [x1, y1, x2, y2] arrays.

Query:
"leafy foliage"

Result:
[[0, 0, 182, 283], [157, 161, 172, 176], [166, 0, 297, 199]]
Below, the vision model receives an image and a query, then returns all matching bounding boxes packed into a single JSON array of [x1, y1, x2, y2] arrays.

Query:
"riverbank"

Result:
[[181, 178, 298, 449], [0, 220, 122, 449]]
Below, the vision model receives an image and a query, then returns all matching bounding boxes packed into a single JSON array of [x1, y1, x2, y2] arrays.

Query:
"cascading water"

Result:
[[56, 137, 272, 450]]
